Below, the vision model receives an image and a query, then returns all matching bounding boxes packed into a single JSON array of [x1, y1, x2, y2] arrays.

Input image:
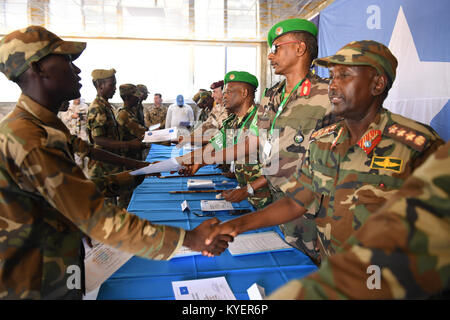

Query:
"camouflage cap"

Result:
[[91, 68, 116, 81], [267, 18, 318, 47], [224, 71, 258, 89], [119, 83, 140, 98], [0, 25, 86, 81], [313, 40, 398, 83], [136, 84, 149, 95]]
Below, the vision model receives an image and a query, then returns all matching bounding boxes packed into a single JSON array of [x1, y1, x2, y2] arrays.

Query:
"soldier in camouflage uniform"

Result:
[[268, 141, 450, 299], [205, 40, 444, 264], [209, 71, 272, 209], [116, 84, 148, 208], [0, 25, 232, 300], [180, 19, 332, 264], [86, 69, 145, 206], [135, 84, 147, 127], [144, 93, 168, 129]]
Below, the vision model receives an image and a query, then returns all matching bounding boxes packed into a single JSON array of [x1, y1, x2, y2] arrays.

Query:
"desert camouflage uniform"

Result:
[[144, 104, 168, 129], [251, 71, 334, 263], [211, 105, 272, 209], [0, 94, 184, 299], [201, 102, 228, 133], [270, 141, 450, 300], [86, 95, 123, 179], [281, 109, 444, 261], [116, 106, 147, 160]]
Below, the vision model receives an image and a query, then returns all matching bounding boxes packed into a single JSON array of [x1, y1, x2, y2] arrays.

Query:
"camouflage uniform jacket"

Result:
[[252, 72, 333, 263], [86, 95, 122, 179], [213, 105, 272, 209], [270, 141, 450, 300], [281, 108, 444, 259], [0, 94, 184, 299], [202, 103, 228, 131], [116, 106, 147, 160], [144, 104, 168, 129]]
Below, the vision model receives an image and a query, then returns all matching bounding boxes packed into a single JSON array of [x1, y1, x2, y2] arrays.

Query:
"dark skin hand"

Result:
[[183, 218, 234, 257]]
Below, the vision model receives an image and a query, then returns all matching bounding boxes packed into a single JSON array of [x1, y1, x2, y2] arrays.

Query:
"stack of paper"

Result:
[[172, 277, 236, 300], [130, 158, 181, 175], [187, 179, 215, 189], [227, 231, 293, 256], [148, 123, 161, 131], [142, 127, 177, 143]]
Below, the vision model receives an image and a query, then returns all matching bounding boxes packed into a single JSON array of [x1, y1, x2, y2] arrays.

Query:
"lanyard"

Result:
[[269, 79, 305, 136], [234, 105, 257, 144]]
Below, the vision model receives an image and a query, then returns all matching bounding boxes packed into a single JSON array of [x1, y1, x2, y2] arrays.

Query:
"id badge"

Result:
[[263, 140, 272, 158]]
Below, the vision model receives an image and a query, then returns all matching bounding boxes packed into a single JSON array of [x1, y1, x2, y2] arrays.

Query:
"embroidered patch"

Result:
[[300, 79, 311, 96], [229, 74, 235, 80], [357, 130, 382, 155], [370, 156, 403, 173], [310, 124, 337, 141], [385, 124, 428, 152], [275, 26, 283, 35]]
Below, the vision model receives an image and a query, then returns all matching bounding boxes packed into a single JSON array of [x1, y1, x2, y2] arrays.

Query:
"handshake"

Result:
[[183, 217, 239, 257]]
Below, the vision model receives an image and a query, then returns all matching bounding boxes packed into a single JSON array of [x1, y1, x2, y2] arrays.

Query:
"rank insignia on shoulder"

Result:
[[299, 79, 311, 96], [385, 124, 428, 152], [310, 124, 337, 141], [357, 129, 382, 155], [370, 156, 403, 173]]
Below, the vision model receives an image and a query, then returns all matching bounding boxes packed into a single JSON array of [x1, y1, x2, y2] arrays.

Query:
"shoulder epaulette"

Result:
[[310, 123, 338, 141], [384, 123, 429, 152]]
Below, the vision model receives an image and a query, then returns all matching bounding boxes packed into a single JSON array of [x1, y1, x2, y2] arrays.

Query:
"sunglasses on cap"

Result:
[[270, 40, 303, 55]]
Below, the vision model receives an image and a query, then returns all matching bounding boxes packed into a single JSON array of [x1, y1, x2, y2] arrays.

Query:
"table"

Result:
[[97, 144, 317, 300]]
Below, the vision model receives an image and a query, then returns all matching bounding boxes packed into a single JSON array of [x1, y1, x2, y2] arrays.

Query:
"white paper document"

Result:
[[148, 123, 161, 131], [187, 179, 215, 189], [130, 158, 181, 175], [172, 276, 236, 300], [142, 127, 177, 143], [84, 242, 133, 293], [227, 231, 293, 256], [200, 200, 234, 211]]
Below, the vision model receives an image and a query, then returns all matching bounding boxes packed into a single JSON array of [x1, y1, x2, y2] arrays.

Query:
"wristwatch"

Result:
[[246, 183, 254, 196]]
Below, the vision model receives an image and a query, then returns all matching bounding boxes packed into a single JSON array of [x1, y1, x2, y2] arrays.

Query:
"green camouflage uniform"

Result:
[[281, 109, 444, 260], [0, 94, 184, 299], [116, 107, 147, 160], [86, 95, 123, 179], [251, 71, 333, 263], [270, 141, 450, 299], [144, 104, 168, 129], [212, 105, 272, 209]]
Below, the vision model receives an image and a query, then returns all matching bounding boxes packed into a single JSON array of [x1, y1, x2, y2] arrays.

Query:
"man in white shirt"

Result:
[[165, 94, 194, 129]]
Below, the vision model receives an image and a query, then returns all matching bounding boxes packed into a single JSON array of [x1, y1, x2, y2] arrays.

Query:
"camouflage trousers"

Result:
[[272, 188, 322, 266]]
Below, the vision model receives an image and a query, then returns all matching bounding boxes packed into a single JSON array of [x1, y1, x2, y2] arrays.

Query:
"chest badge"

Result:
[[294, 133, 304, 144], [370, 156, 403, 173]]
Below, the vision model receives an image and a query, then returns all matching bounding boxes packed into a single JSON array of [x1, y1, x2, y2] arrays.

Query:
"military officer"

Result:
[[116, 83, 148, 208], [204, 41, 444, 262], [144, 93, 168, 129], [209, 71, 272, 209], [268, 141, 450, 299], [0, 26, 232, 299], [86, 68, 145, 205], [179, 19, 334, 264]]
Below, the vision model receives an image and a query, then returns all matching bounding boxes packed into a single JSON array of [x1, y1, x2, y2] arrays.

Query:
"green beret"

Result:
[[119, 83, 140, 98], [267, 18, 318, 47], [224, 71, 258, 89], [91, 68, 116, 81], [0, 25, 86, 81], [313, 40, 398, 83]]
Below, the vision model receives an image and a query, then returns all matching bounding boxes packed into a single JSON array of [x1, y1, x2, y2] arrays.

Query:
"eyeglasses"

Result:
[[270, 40, 303, 54]]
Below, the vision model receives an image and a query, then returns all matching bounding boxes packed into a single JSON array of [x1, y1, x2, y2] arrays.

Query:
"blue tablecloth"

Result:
[[97, 144, 317, 300]]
